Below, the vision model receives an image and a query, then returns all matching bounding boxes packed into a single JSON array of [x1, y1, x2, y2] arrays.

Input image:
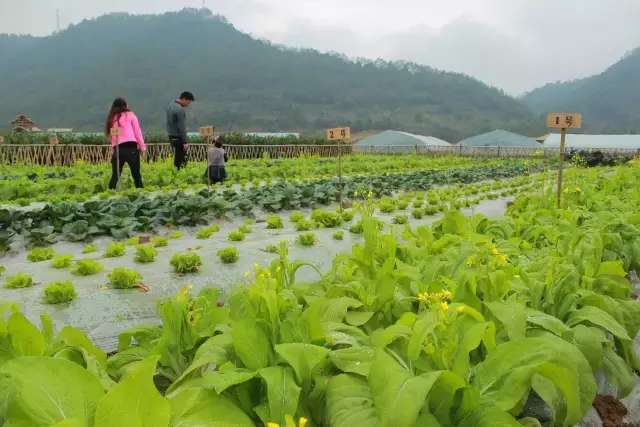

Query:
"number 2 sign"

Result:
[[326, 127, 351, 142]]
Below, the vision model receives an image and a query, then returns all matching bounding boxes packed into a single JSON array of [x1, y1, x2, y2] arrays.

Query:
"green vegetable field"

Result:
[[0, 153, 638, 426]]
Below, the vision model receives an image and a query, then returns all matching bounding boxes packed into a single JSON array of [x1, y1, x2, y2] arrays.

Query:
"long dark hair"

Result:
[[105, 97, 130, 136]]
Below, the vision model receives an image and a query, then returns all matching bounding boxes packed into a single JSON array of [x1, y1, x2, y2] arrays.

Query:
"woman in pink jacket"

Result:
[[105, 97, 146, 189]]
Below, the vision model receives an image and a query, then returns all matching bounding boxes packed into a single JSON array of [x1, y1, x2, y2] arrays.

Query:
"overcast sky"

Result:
[[2, 0, 639, 94]]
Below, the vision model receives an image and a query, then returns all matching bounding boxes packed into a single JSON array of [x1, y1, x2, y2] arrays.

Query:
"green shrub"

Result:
[[333, 230, 344, 240], [295, 219, 315, 232], [289, 211, 305, 223], [44, 281, 76, 304], [217, 247, 240, 264], [4, 273, 34, 289], [171, 252, 202, 274], [424, 206, 438, 215], [82, 244, 97, 254], [397, 201, 409, 210], [151, 236, 168, 247], [378, 197, 396, 213], [108, 268, 143, 289], [266, 215, 284, 229], [51, 254, 73, 269], [238, 224, 252, 234], [228, 230, 246, 242], [196, 224, 220, 239], [104, 242, 126, 258], [27, 247, 55, 262], [412, 208, 425, 219], [298, 232, 316, 247], [393, 215, 408, 224], [72, 259, 104, 276], [135, 245, 157, 263], [412, 200, 424, 209], [169, 231, 183, 239]]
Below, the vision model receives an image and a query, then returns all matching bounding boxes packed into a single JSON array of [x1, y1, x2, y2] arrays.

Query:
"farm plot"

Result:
[[1, 164, 639, 427]]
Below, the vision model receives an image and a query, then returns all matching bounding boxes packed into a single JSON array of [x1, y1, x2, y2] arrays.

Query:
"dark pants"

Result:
[[205, 165, 227, 184], [109, 142, 143, 189], [170, 137, 187, 169]]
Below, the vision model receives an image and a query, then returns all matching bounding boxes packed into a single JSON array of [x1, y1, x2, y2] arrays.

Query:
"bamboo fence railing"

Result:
[[0, 143, 636, 166]]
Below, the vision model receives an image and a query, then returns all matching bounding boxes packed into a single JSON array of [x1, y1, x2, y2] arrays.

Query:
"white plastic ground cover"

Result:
[[0, 198, 512, 351]]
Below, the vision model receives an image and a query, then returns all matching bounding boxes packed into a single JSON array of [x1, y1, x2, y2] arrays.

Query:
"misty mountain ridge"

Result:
[[523, 47, 640, 134], [0, 8, 543, 141]]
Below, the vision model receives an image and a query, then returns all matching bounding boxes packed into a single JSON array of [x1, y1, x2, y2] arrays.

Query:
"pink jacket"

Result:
[[109, 111, 146, 151]]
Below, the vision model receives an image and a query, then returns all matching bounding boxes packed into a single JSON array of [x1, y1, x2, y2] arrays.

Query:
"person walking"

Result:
[[166, 91, 195, 169], [106, 98, 146, 189], [206, 139, 228, 185]]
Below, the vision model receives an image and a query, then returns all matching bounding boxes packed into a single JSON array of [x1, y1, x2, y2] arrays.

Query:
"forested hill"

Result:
[[0, 8, 540, 140], [523, 48, 640, 133]]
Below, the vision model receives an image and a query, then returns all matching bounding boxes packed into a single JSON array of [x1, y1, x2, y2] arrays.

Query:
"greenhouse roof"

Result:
[[543, 134, 640, 150], [354, 130, 451, 147], [458, 129, 539, 147]]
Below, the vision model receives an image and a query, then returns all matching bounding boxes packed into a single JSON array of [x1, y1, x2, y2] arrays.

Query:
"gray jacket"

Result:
[[166, 101, 187, 140], [208, 147, 226, 166]]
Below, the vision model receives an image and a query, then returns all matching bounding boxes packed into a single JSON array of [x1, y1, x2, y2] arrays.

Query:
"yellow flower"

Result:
[[490, 245, 499, 255], [299, 418, 309, 427], [267, 423, 280, 427], [440, 301, 449, 312], [495, 254, 508, 266], [417, 292, 429, 303], [440, 290, 452, 301]]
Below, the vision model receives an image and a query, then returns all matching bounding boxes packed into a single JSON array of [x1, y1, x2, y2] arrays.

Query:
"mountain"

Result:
[[0, 8, 540, 141], [523, 48, 640, 133]]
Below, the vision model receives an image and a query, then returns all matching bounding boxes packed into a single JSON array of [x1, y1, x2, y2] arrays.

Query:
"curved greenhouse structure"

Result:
[[354, 130, 452, 153], [458, 129, 540, 148]]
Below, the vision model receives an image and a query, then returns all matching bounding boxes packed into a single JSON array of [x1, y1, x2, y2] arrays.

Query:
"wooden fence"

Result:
[[0, 143, 637, 166]]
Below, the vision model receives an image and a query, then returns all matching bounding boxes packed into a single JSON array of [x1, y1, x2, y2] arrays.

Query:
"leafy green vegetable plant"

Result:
[[72, 259, 104, 276], [43, 281, 76, 304], [169, 231, 183, 239], [228, 230, 246, 242], [238, 224, 252, 234], [298, 232, 316, 246], [332, 230, 344, 240], [411, 208, 424, 219], [134, 245, 157, 263], [51, 254, 73, 269], [27, 247, 55, 262], [266, 215, 284, 229], [82, 243, 97, 254], [295, 219, 315, 231], [392, 214, 408, 224], [217, 247, 240, 264], [151, 236, 168, 247], [170, 252, 202, 274], [4, 273, 34, 289], [108, 268, 143, 289], [104, 242, 126, 258], [289, 211, 305, 223], [196, 224, 220, 239]]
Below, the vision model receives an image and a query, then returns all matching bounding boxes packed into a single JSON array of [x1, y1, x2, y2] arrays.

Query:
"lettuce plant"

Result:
[[238, 224, 252, 234], [126, 236, 140, 246], [298, 232, 316, 246], [217, 247, 240, 264], [134, 245, 157, 264], [332, 230, 344, 240], [196, 224, 220, 239], [340, 209, 354, 222], [104, 242, 126, 258], [378, 197, 396, 213], [412, 208, 425, 219], [295, 219, 315, 232], [228, 230, 246, 242], [266, 215, 284, 229], [72, 259, 104, 276], [51, 254, 73, 269], [311, 210, 342, 228], [170, 252, 202, 274], [108, 267, 143, 289], [169, 231, 183, 239], [43, 281, 76, 304], [397, 200, 409, 210], [27, 247, 55, 262], [151, 236, 168, 247], [392, 214, 408, 224], [0, 265, 5, 275], [82, 243, 97, 254], [289, 211, 305, 223], [4, 273, 33, 289]]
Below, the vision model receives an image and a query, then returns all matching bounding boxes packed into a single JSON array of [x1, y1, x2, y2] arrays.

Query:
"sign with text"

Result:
[[326, 127, 351, 142], [199, 126, 215, 137], [546, 112, 582, 129], [48, 134, 59, 145]]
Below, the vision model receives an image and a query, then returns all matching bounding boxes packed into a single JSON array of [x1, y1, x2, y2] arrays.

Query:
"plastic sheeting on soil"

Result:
[[1, 198, 511, 351]]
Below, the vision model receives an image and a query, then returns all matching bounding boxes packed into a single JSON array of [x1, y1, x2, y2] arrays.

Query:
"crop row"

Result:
[[0, 165, 638, 426], [0, 162, 543, 252], [0, 156, 539, 204]]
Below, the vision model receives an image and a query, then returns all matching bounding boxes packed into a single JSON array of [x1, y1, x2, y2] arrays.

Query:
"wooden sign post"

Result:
[[199, 126, 215, 189], [110, 127, 121, 191], [326, 127, 352, 208], [546, 113, 582, 208]]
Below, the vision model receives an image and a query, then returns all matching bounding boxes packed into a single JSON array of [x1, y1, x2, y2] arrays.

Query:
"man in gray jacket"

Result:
[[166, 91, 195, 169]]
